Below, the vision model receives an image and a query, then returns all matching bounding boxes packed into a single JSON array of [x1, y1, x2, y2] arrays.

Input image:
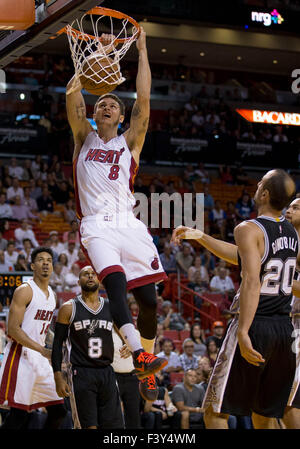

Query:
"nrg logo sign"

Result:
[[251, 9, 284, 27]]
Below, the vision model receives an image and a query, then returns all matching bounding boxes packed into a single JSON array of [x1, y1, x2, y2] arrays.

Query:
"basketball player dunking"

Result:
[[172, 193, 300, 428], [173, 169, 299, 428], [0, 247, 66, 429], [52, 266, 124, 429], [66, 28, 167, 401]]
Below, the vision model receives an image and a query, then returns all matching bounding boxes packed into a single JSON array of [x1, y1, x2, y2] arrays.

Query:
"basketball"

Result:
[[80, 53, 121, 96]]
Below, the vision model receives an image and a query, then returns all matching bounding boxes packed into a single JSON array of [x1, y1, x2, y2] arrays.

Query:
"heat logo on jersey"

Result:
[[151, 256, 159, 270], [85, 147, 125, 165], [34, 309, 54, 321]]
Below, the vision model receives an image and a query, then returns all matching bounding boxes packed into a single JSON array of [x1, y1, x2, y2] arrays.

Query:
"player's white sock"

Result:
[[141, 337, 155, 354], [119, 323, 143, 353]]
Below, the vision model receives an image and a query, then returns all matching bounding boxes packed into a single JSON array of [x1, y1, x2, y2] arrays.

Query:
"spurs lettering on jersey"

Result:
[[73, 319, 113, 332], [74, 132, 138, 218]]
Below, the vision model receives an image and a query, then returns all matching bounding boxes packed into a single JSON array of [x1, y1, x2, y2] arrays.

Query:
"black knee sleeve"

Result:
[[102, 272, 133, 329], [44, 404, 67, 429], [131, 283, 157, 339]]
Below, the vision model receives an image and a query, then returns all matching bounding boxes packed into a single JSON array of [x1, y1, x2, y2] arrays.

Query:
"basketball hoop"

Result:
[[62, 7, 141, 94]]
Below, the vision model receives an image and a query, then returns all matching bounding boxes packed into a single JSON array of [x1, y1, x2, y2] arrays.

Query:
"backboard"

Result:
[[0, 0, 104, 69]]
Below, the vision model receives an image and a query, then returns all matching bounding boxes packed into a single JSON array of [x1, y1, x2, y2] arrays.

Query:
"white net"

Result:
[[66, 8, 140, 92]]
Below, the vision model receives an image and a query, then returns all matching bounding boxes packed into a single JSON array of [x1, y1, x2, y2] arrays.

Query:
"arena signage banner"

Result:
[[236, 109, 300, 126]]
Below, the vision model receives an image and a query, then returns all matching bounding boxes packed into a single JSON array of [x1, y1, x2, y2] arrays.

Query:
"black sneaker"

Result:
[[133, 350, 167, 380], [139, 375, 159, 402]]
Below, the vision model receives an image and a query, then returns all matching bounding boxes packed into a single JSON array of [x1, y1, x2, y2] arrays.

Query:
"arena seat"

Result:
[[169, 372, 184, 388], [179, 330, 190, 341], [163, 330, 179, 340]]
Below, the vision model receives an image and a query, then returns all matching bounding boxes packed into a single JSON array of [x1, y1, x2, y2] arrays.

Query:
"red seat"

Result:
[[173, 339, 183, 353], [170, 372, 184, 387], [163, 330, 179, 340], [56, 291, 74, 307], [179, 330, 190, 341]]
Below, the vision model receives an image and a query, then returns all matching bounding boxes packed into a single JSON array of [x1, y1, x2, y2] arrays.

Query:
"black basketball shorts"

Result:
[[70, 365, 124, 429], [203, 315, 296, 418]]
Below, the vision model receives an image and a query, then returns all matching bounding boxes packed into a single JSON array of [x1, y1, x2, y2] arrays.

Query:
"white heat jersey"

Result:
[[15, 279, 56, 347], [74, 131, 138, 218]]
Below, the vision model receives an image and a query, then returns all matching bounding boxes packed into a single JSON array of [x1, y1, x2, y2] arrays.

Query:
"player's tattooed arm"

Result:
[[124, 27, 150, 164], [66, 76, 93, 160]]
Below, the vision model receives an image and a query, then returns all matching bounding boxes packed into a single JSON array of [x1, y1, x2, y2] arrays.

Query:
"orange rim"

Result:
[[54, 7, 141, 43]]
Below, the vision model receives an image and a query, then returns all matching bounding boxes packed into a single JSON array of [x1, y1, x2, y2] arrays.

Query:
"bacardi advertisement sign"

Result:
[[236, 109, 300, 126]]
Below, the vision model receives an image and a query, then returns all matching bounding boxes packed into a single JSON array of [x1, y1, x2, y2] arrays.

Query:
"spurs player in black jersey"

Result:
[[52, 266, 124, 429], [172, 169, 298, 428]]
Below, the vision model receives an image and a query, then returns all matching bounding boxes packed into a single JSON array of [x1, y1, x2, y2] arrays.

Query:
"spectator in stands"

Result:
[[1, 220, 14, 241], [64, 263, 81, 294], [194, 163, 210, 184], [37, 187, 54, 214], [0, 230, 7, 251], [14, 219, 39, 249], [22, 187, 38, 213], [55, 181, 70, 205], [219, 165, 234, 185], [184, 165, 196, 183], [22, 159, 34, 181], [11, 196, 37, 222], [154, 323, 165, 355], [209, 200, 227, 239], [172, 369, 205, 429], [176, 243, 193, 276], [207, 321, 225, 349], [0, 249, 12, 272], [156, 338, 182, 375], [142, 386, 180, 429], [191, 110, 204, 128], [57, 253, 69, 277], [203, 185, 215, 211], [200, 248, 215, 274], [6, 178, 24, 202], [184, 97, 197, 113], [235, 192, 253, 220], [159, 243, 177, 274], [8, 158, 24, 180], [188, 256, 209, 314], [196, 357, 212, 392], [225, 201, 238, 242], [49, 230, 65, 255], [31, 155, 41, 177], [20, 238, 33, 265], [210, 267, 235, 296], [62, 220, 79, 244], [51, 162, 66, 184], [74, 249, 89, 270], [273, 125, 288, 143], [179, 339, 199, 371], [169, 82, 178, 97], [203, 339, 219, 368], [49, 262, 65, 293], [63, 199, 77, 224], [157, 300, 187, 331], [14, 254, 29, 272], [0, 193, 13, 219], [4, 241, 19, 267], [190, 323, 207, 358], [64, 240, 78, 268], [38, 112, 52, 134], [231, 163, 250, 186], [28, 178, 42, 200]]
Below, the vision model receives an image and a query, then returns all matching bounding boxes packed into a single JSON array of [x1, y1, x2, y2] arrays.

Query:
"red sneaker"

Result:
[[139, 375, 159, 402], [133, 351, 167, 380]]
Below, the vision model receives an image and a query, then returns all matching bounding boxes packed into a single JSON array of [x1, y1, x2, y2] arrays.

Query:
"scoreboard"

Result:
[[0, 272, 33, 305]]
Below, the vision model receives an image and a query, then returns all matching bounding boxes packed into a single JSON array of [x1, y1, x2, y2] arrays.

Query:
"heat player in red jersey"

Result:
[[66, 28, 167, 401]]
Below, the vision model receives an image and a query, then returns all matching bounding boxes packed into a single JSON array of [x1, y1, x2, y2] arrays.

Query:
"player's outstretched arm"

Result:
[[52, 302, 72, 398], [66, 76, 93, 162], [124, 27, 151, 164], [172, 226, 239, 265], [234, 222, 265, 367], [8, 284, 50, 358]]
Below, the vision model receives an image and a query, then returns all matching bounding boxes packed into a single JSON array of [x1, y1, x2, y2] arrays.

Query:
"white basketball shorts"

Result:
[[79, 212, 167, 289], [0, 341, 63, 411]]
